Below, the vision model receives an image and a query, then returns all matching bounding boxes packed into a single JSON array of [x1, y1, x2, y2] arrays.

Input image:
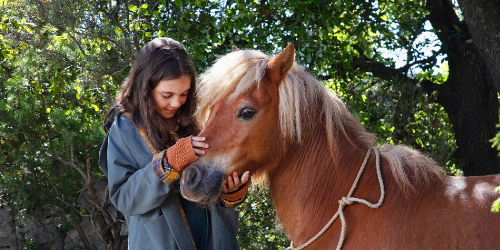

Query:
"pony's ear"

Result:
[[232, 46, 239, 51], [267, 43, 295, 84]]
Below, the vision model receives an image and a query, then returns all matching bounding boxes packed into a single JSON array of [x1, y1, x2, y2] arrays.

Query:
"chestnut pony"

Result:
[[180, 44, 500, 249]]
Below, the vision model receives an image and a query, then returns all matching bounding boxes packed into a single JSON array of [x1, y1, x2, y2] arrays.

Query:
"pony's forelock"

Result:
[[196, 50, 269, 127]]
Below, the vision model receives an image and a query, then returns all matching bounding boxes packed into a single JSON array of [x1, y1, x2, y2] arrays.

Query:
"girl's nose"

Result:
[[170, 97, 181, 108]]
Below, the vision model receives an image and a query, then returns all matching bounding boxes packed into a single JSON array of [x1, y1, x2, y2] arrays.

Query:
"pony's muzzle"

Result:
[[180, 164, 224, 204]]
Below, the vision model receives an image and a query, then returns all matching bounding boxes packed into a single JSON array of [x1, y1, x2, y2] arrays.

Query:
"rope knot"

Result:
[[339, 197, 353, 206]]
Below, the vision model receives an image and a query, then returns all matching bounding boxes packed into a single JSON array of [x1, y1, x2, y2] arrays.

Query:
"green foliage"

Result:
[[490, 123, 500, 156], [26, 239, 39, 250], [0, 0, 473, 248], [492, 186, 500, 213], [237, 187, 290, 249], [490, 100, 500, 211]]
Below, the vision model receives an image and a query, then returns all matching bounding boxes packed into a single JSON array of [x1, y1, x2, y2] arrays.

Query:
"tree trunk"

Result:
[[436, 46, 499, 176], [425, 0, 500, 176], [456, 0, 500, 92]]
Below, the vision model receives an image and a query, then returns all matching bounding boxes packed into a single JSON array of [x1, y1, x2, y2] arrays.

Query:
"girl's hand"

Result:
[[222, 171, 250, 193], [191, 136, 209, 156]]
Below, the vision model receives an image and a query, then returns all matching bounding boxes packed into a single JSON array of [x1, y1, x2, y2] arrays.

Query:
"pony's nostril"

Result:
[[180, 165, 224, 204], [185, 166, 202, 189]]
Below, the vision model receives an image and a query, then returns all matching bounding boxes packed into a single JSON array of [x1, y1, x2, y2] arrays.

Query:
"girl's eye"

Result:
[[238, 107, 256, 120], [162, 95, 171, 99]]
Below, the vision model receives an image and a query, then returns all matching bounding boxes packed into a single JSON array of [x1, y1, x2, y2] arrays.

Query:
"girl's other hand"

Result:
[[222, 171, 250, 193], [191, 136, 209, 155]]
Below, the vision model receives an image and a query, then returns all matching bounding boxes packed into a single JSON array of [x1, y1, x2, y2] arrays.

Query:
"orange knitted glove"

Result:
[[165, 136, 197, 172], [221, 180, 251, 206]]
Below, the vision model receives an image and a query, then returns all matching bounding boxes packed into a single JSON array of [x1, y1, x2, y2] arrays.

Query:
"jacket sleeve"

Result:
[[105, 115, 172, 216], [220, 180, 251, 207]]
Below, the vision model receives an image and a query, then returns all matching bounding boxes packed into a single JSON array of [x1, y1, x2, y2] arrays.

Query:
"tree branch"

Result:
[[426, 0, 467, 52], [352, 54, 443, 96], [46, 146, 88, 183], [352, 56, 409, 81]]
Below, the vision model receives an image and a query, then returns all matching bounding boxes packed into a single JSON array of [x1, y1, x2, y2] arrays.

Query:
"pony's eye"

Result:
[[238, 107, 256, 120]]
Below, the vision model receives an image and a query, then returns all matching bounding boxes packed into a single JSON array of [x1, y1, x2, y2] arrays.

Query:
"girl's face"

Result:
[[151, 75, 191, 120]]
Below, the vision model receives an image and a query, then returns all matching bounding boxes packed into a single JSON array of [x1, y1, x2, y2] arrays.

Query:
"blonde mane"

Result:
[[197, 49, 444, 193], [196, 49, 371, 146]]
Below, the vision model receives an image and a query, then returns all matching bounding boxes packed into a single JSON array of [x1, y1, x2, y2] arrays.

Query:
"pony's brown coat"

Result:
[[182, 44, 500, 249]]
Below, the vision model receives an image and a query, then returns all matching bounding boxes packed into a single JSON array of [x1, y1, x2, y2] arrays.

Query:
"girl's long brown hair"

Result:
[[104, 37, 198, 150]]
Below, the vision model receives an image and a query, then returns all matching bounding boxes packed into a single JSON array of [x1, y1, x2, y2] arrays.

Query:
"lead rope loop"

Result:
[[289, 147, 385, 250]]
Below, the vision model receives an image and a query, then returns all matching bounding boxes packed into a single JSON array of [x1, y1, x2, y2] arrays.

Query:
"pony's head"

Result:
[[180, 44, 375, 204], [179, 45, 299, 203]]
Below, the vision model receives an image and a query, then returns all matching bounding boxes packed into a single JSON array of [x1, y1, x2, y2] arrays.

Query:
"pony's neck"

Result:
[[268, 125, 372, 245]]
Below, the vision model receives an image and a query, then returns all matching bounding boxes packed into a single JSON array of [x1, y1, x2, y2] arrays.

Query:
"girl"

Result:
[[99, 37, 250, 250]]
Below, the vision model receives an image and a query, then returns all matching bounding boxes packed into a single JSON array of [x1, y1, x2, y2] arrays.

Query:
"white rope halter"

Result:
[[289, 147, 385, 250]]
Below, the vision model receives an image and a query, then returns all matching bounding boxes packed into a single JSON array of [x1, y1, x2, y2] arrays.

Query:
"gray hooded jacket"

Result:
[[99, 114, 239, 250]]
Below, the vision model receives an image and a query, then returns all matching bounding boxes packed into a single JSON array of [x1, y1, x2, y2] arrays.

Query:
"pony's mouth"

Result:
[[180, 164, 224, 204]]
